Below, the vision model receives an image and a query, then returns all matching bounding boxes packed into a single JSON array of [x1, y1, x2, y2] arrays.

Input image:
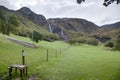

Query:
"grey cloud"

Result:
[[0, 0, 120, 26]]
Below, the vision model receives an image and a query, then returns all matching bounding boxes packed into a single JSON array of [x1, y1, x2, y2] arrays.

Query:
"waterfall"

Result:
[[61, 30, 68, 41], [61, 30, 65, 39], [48, 23, 52, 33]]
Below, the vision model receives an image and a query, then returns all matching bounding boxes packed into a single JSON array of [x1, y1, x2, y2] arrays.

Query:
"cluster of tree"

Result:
[[104, 33, 120, 51], [16, 28, 60, 43], [104, 40, 114, 48], [43, 33, 60, 41], [0, 10, 19, 35], [77, 0, 120, 6], [68, 37, 99, 46], [0, 10, 43, 43], [115, 34, 120, 51], [93, 35, 111, 43], [17, 29, 31, 37]]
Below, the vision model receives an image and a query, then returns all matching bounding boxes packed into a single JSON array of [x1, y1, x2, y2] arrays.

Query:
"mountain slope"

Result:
[[1, 5, 119, 41], [0, 5, 101, 40], [94, 22, 120, 39], [48, 18, 99, 33], [101, 22, 120, 29], [47, 18, 99, 40], [0, 5, 55, 39], [16, 7, 48, 27]]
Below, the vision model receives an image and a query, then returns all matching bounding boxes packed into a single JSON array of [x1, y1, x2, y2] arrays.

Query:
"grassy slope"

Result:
[[18, 20, 50, 35], [0, 34, 69, 75], [37, 45, 120, 80], [0, 34, 120, 80]]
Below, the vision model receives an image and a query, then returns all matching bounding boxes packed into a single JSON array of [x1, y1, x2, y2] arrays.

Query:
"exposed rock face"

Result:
[[49, 24, 68, 40], [47, 18, 99, 40], [0, 6, 9, 11], [17, 7, 48, 26], [48, 18, 99, 34]]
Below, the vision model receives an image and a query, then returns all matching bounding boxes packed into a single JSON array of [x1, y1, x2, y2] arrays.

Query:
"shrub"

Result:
[[77, 37, 86, 44], [86, 38, 99, 46], [29, 31, 42, 43], [68, 38, 77, 45], [104, 41, 114, 48], [93, 34, 111, 43], [43, 33, 59, 41], [114, 34, 120, 51], [18, 30, 31, 37]]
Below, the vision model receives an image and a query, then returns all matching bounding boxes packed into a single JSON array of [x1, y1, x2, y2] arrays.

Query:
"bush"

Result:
[[77, 37, 86, 44], [18, 30, 31, 37], [43, 33, 59, 41], [86, 38, 99, 46], [104, 41, 114, 48], [114, 35, 120, 51], [29, 31, 42, 43], [68, 38, 77, 45]]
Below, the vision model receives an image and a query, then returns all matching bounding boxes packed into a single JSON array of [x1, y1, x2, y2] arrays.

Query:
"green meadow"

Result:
[[0, 34, 120, 80]]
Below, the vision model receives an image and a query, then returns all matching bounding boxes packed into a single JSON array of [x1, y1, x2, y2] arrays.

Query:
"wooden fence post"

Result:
[[22, 50, 26, 65]]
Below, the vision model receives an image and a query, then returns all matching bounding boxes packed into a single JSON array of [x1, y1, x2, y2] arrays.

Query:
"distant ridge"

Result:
[[101, 22, 120, 29]]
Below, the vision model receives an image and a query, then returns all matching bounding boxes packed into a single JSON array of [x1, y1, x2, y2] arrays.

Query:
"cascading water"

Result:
[[48, 23, 52, 33], [61, 30, 65, 39]]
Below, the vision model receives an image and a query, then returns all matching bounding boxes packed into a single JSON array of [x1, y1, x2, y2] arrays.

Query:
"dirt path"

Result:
[[0, 34, 37, 48]]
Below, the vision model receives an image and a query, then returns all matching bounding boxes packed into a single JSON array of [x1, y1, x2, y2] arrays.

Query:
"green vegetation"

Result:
[[103, 32, 120, 51], [0, 9, 59, 42], [16, 19, 59, 42], [38, 45, 120, 80], [104, 41, 114, 48], [29, 31, 42, 43], [68, 37, 99, 46], [0, 10, 19, 35], [114, 34, 120, 51], [0, 34, 120, 80]]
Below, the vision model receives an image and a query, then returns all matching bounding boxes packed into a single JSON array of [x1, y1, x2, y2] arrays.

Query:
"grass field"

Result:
[[0, 34, 120, 80]]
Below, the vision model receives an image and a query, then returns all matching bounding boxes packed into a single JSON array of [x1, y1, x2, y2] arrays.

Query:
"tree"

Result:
[[77, 0, 120, 6], [68, 38, 77, 45], [114, 34, 120, 51], [104, 41, 114, 48], [6, 15, 19, 35], [0, 10, 6, 33], [29, 31, 42, 43], [86, 38, 99, 46], [0, 10, 19, 35]]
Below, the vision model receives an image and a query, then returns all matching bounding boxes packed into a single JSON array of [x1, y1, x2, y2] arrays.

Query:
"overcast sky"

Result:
[[0, 0, 120, 26]]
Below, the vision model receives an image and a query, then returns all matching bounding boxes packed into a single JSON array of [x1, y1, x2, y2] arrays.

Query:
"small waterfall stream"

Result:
[[48, 23, 52, 33], [61, 30, 65, 39]]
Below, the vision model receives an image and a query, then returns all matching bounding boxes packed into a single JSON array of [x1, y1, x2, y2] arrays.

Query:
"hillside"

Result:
[[16, 7, 48, 28], [101, 22, 120, 29], [0, 6, 100, 40], [48, 18, 99, 40], [95, 22, 120, 38], [0, 6, 59, 41], [0, 5, 120, 41]]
